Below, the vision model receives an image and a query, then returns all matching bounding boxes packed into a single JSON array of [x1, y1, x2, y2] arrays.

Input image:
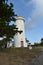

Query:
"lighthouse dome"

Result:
[[16, 16, 25, 22]]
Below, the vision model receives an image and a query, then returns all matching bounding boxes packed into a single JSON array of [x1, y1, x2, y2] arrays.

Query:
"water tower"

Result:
[[14, 16, 27, 47]]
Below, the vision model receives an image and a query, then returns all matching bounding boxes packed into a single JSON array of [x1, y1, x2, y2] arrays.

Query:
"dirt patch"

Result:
[[0, 47, 41, 65]]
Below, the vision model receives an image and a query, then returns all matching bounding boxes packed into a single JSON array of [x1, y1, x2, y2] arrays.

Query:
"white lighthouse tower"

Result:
[[14, 16, 27, 47]]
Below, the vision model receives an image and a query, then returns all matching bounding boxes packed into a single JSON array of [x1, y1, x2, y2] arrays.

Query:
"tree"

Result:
[[34, 42, 40, 46], [40, 38, 43, 45], [25, 38, 30, 47], [0, 0, 22, 47]]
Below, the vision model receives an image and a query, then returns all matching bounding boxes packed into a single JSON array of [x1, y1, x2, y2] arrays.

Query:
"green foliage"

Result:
[[40, 38, 43, 46], [0, 0, 22, 47], [34, 42, 40, 46], [25, 38, 29, 43]]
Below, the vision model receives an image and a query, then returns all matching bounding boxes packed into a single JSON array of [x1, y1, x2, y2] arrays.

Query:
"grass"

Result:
[[0, 47, 42, 65]]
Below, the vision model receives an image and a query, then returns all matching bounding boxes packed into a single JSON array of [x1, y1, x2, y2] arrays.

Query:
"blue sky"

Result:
[[9, 0, 43, 44]]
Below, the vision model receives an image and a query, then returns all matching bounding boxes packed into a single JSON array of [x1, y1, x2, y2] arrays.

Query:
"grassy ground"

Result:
[[0, 47, 42, 65]]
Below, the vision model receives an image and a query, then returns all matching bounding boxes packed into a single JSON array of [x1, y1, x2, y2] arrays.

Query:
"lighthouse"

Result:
[[14, 16, 27, 47]]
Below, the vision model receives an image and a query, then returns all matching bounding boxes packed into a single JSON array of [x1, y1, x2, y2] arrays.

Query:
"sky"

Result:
[[9, 0, 43, 44]]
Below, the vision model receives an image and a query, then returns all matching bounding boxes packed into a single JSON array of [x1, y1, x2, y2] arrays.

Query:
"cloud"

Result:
[[25, 18, 36, 30], [32, 0, 43, 20], [25, 0, 43, 30]]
